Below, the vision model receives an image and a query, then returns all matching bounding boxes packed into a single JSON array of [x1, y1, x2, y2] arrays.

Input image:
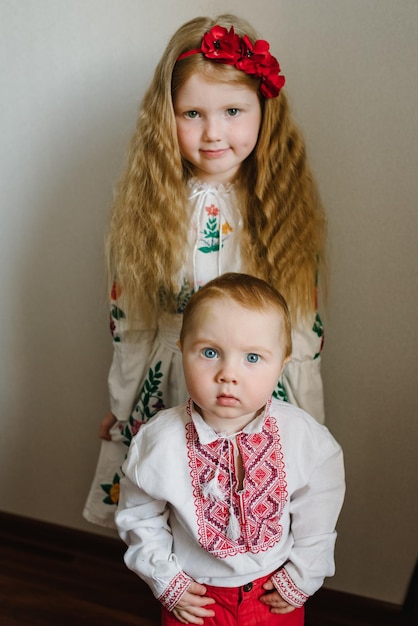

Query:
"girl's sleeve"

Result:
[[108, 282, 157, 421], [115, 437, 192, 610], [281, 312, 325, 424], [271, 430, 345, 606]]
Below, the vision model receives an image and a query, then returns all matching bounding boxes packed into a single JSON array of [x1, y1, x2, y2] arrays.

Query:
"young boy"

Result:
[[115, 273, 345, 626]]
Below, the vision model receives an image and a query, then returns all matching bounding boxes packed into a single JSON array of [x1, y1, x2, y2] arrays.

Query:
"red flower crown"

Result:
[[177, 25, 285, 99]]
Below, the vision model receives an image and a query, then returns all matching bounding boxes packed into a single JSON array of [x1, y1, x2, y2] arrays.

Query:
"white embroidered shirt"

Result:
[[116, 398, 345, 611]]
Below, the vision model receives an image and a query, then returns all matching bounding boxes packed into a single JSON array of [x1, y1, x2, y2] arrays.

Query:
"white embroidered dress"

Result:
[[83, 180, 325, 528]]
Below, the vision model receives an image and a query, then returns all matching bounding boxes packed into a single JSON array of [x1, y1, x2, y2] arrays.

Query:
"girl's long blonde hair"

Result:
[[107, 14, 326, 325]]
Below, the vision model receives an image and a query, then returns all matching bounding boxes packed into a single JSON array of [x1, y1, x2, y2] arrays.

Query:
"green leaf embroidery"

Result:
[[120, 361, 165, 447], [312, 312, 323, 338], [198, 216, 221, 253], [111, 305, 126, 320], [273, 379, 289, 403], [198, 245, 220, 253], [176, 280, 195, 313], [312, 312, 324, 359]]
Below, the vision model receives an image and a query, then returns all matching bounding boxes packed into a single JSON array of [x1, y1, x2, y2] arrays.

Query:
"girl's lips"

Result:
[[201, 148, 229, 158]]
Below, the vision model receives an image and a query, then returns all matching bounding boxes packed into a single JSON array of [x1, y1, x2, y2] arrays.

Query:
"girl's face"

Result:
[[173, 72, 261, 184]]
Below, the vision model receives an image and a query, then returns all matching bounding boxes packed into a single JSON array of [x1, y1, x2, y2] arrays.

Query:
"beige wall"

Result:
[[1, 0, 417, 606]]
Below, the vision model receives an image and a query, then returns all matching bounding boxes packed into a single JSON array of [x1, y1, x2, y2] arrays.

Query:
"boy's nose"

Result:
[[216, 365, 238, 384]]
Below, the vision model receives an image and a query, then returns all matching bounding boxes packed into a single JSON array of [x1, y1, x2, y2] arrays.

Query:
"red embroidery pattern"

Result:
[[186, 409, 288, 558], [158, 571, 192, 611], [272, 568, 309, 608]]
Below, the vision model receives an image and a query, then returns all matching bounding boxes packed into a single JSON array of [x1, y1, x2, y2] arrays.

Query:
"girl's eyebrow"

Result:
[[174, 97, 254, 109]]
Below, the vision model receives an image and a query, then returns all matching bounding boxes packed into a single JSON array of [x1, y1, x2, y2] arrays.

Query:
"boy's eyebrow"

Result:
[[187, 337, 217, 347], [188, 337, 275, 355]]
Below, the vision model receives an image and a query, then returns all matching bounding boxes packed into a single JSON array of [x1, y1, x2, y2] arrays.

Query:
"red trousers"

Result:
[[161, 574, 304, 626]]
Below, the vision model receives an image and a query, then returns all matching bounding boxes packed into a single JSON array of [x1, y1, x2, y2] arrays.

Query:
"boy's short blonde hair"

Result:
[[180, 273, 292, 358]]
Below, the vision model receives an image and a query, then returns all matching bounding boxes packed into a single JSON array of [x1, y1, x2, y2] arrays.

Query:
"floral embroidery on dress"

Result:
[[126, 361, 165, 440], [101, 473, 121, 505], [222, 222, 233, 236], [110, 280, 125, 342], [176, 279, 196, 313], [198, 204, 233, 253], [100, 361, 165, 506], [312, 312, 324, 359], [272, 379, 289, 402]]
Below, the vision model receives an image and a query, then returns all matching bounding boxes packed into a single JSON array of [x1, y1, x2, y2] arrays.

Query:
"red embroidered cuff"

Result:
[[158, 571, 193, 611], [271, 568, 309, 608]]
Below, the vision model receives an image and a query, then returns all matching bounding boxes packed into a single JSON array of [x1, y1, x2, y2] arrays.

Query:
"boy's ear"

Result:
[[177, 340, 182, 352], [279, 356, 291, 377]]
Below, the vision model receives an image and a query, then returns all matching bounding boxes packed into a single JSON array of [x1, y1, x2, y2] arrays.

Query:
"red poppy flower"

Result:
[[237, 36, 285, 98], [201, 26, 242, 65], [177, 25, 285, 99], [259, 72, 286, 99]]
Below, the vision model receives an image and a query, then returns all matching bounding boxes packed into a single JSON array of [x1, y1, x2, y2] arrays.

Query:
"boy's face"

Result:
[[180, 297, 290, 434]]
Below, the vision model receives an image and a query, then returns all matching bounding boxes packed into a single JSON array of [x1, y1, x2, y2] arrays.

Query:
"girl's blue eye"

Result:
[[186, 110, 199, 118], [227, 108, 239, 116], [203, 348, 218, 359], [246, 353, 259, 363]]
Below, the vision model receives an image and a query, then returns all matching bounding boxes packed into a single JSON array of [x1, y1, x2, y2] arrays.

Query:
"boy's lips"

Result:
[[216, 393, 239, 407]]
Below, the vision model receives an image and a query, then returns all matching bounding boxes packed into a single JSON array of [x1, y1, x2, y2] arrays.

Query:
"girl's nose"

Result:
[[203, 117, 222, 142]]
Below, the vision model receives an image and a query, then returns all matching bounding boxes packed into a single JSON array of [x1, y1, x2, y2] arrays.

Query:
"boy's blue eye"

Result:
[[202, 348, 218, 359], [227, 108, 239, 116], [246, 353, 259, 363]]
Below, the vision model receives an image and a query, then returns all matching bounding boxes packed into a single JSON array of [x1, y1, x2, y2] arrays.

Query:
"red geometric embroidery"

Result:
[[158, 571, 192, 611], [186, 405, 288, 558], [272, 568, 309, 607]]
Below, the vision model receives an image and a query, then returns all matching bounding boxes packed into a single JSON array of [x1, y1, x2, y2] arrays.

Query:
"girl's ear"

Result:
[[177, 340, 183, 352]]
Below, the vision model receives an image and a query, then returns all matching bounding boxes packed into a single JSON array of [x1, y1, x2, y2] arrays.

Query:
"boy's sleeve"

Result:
[[281, 312, 325, 424], [115, 436, 192, 610], [271, 432, 345, 606]]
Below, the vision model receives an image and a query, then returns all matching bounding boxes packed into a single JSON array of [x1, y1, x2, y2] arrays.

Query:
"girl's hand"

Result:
[[172, 581, 216, 625], [98, 411, 117, 440], [259, 578, 296, 614]]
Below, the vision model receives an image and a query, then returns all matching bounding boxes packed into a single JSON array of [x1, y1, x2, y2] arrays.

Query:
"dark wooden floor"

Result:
[[0, 512, 404, 626], [1, 529, 156, 625]]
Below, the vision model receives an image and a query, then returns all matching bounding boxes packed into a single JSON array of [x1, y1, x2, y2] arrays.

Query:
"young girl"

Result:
[[115, 273, 345, 626], [83, 14, 327, 529]]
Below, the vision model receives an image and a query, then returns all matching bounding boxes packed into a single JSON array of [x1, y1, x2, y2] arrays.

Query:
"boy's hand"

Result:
[[259, 578, 296, 614], [172, 581, 216, 625]]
